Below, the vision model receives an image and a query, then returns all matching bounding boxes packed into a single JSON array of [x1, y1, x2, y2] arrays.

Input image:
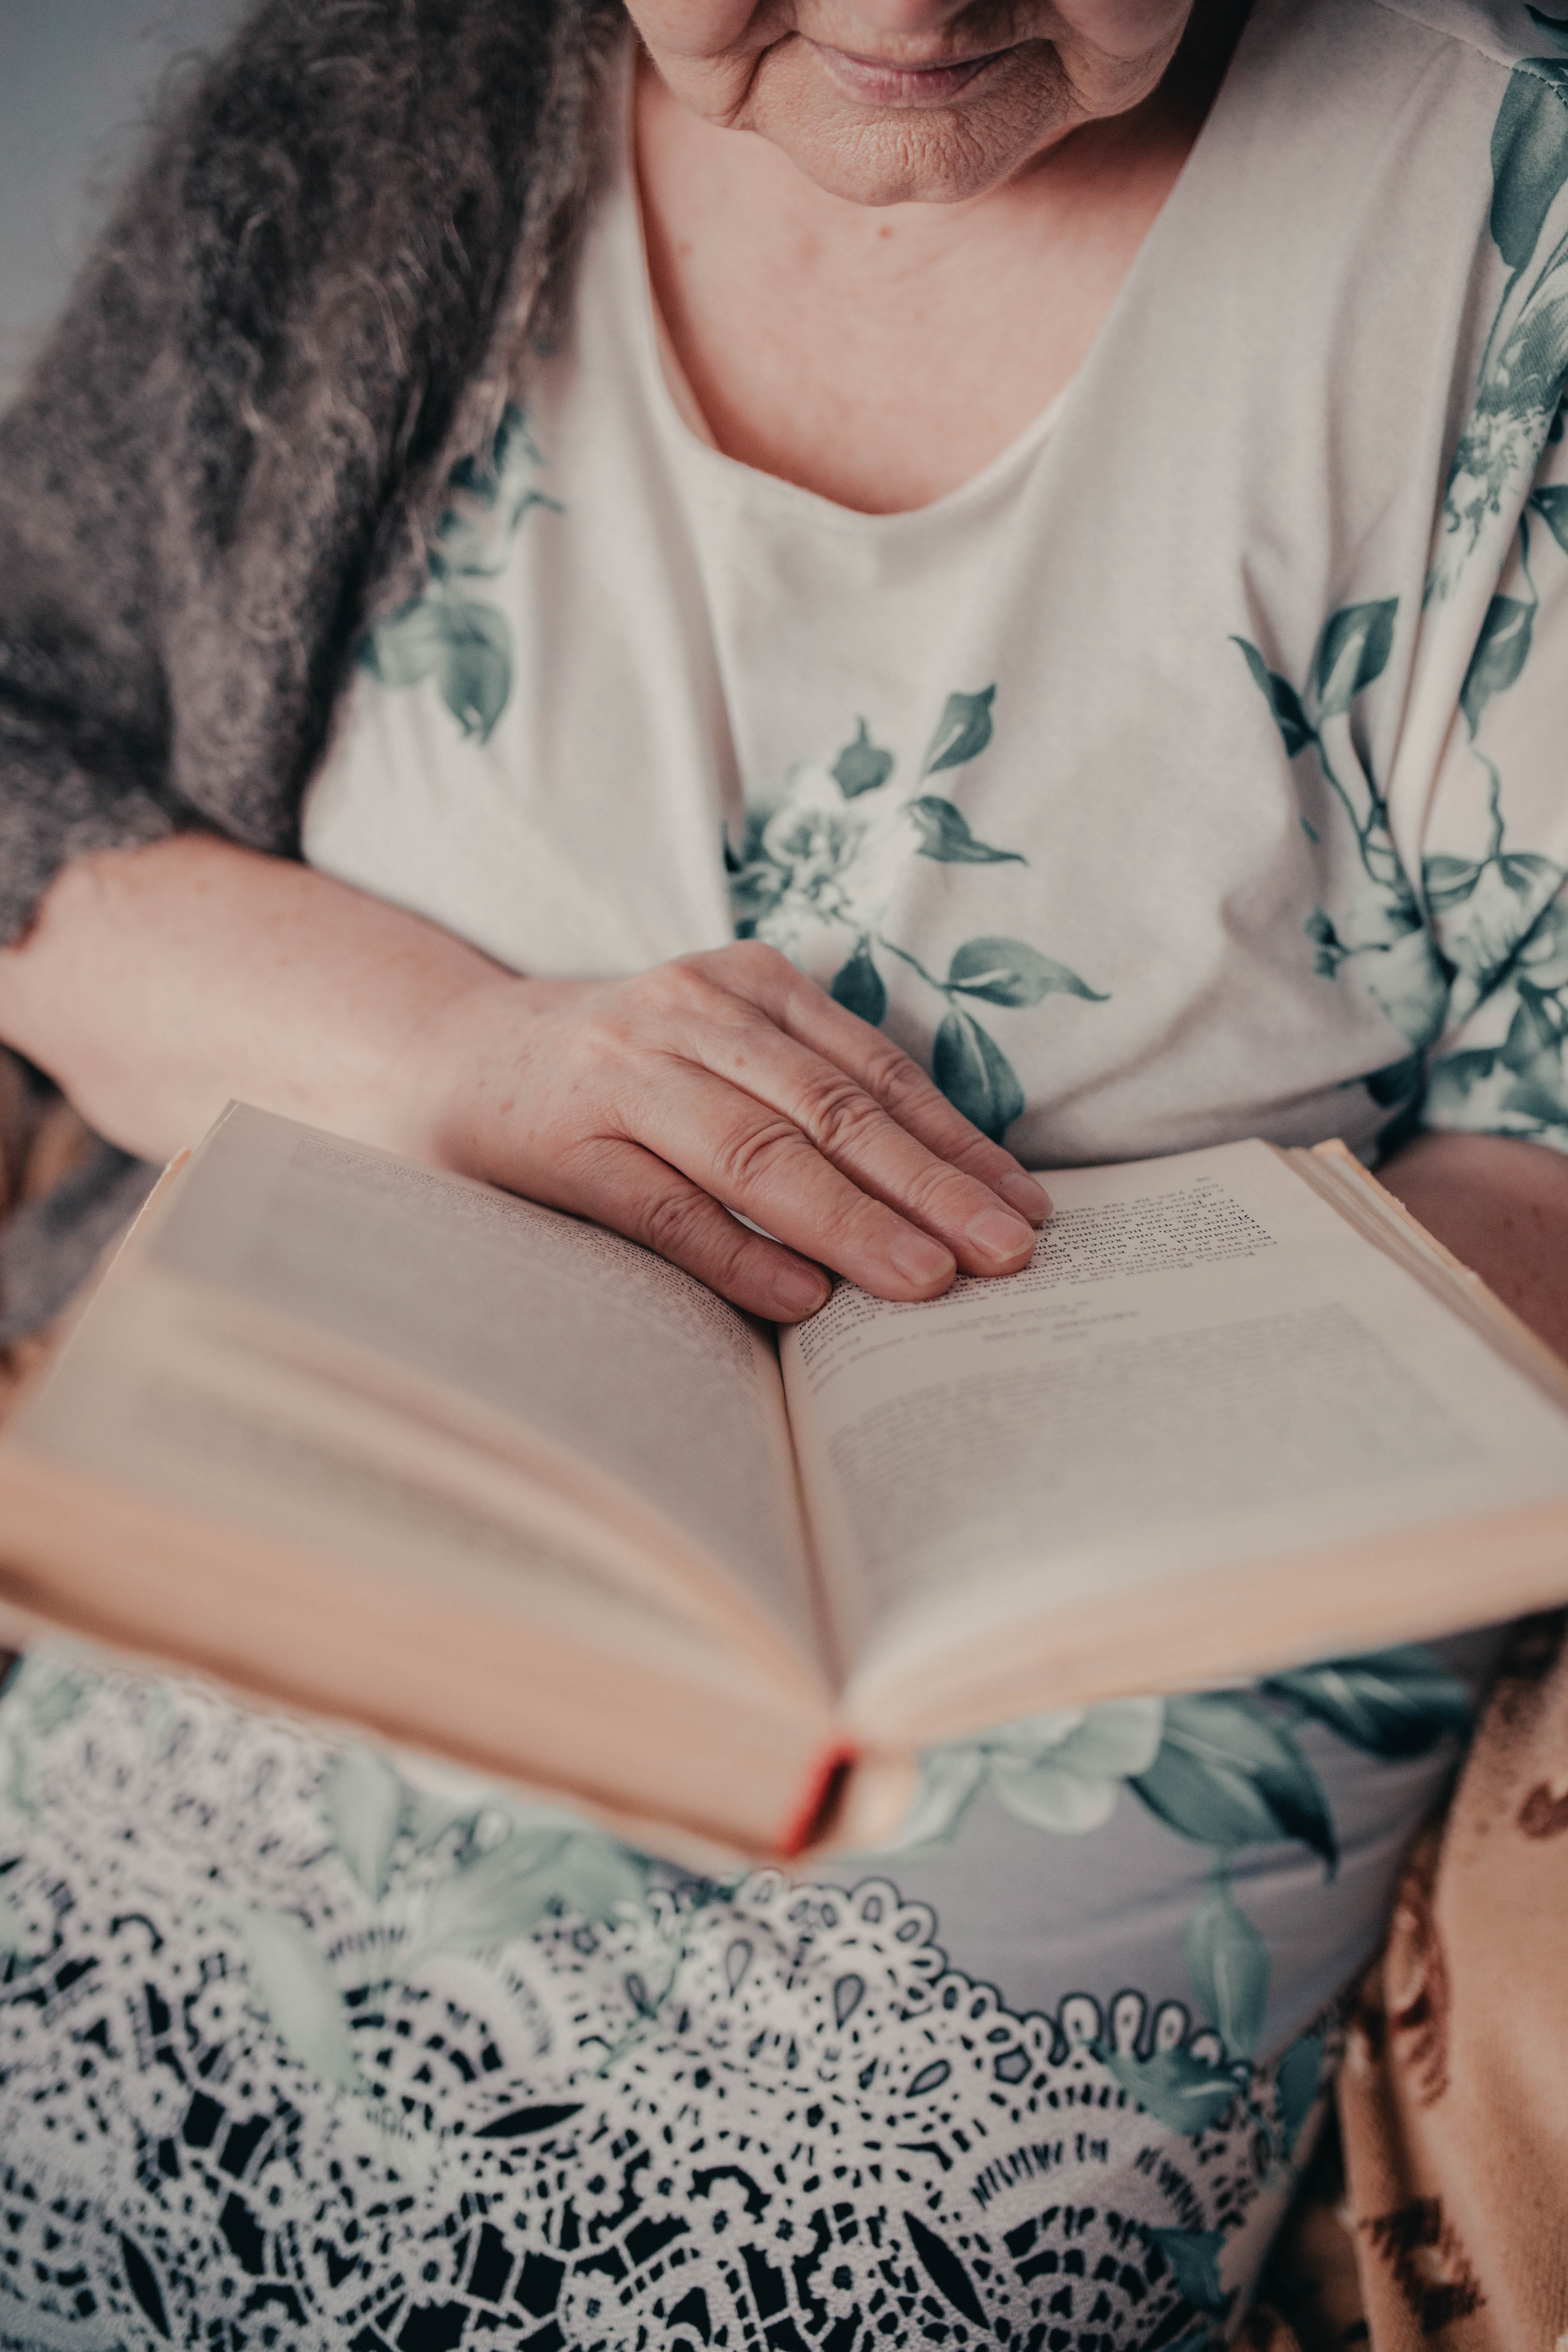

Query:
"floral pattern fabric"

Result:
[[727, 689, 1105, 1138], [1231, 12, 1568, 1161], [15, 0, 1566, 2342]]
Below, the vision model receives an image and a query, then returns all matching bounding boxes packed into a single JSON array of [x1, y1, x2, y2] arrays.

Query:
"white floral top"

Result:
[[307, 0, 1568, 1180], [3, 3, 1563, 2345]]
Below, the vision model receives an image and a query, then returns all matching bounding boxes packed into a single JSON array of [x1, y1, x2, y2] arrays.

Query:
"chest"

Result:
[[632, 57, 1201, 514], [305, 0, 1506, 1171]]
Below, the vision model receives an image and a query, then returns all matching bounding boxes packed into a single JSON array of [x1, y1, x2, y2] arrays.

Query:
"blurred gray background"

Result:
[[0, 0, 250, 407]]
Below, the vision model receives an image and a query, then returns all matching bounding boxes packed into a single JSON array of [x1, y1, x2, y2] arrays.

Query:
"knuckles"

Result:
[[706, 939, 796, 988], [582, 942, 802, 1050], [799, 1073, 888, 1161], [705, 1113, 814, 1198], [861, 1034, 941, 1118], [668, 939, 796, 1008], [638, 1182, 724, 1266]]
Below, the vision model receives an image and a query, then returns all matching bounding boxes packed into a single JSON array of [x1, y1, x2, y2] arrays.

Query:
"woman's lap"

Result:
[[0, 1625, 1504, 2352]]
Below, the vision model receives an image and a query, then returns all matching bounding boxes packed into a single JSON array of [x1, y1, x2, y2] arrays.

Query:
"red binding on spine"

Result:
[[779, 1745, 856, 1860]]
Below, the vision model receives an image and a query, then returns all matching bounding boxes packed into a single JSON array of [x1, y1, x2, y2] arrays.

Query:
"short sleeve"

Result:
[[1419, 416, 1568, 1153]]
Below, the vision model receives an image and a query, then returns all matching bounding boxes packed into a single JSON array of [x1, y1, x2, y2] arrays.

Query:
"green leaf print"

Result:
[[431, 602, 514, 742], [321, 1747, 404, 1904], [884, 1746, 991, 1854], [23, 1669, 93, 1737], [1460, 593, 1536, 735], [1131, 1694, 1337, 1869], [359, 598, 448, 688], [357, 402, 557, 742], [1432, 69, 1568, 599], [831, 939, 888, 1025], [1264, 1648, 1471, 1758], [1364, 1050, 1426, 1107], [1485, 278, 1568, 416], [947, 936, 1107, 1006], [1275, 2027, 1326, 2155], [1312, 600, 1398, 719], [1503, 1062, 1568, 1123], [1365, 925, 1450, 1047], [920, 685, 995, 777], [361, 597, 514, 741], [1527, 6, 1568, 49], [1424, 1045, 1500, 1113], [1232, 639, 1315, 756], [831, 720, 896, 799], [410, 1826, 574, 1962], [907, 796, 1024, 865], [1490, 60, 1568, 273], [1423, 854, 1484, 912], [880, 1702, 1163, 1854], [731, 684, 1106, 1137], [438, 409, 561, 564], [235, 1906, 366, 2093], [534, 1834, 651, 1928], [1181, 1878, 1270, 2061], [1304, 906, 1348, 978], [408, 1824, 649, 1965], [1099, 2043, 1243, 2138], [406, 1782, 488, 1855], [1238, 598, 1480, 1054], [1447, 851, 1564, 1001], [1504, 974, 1568, 1069], [933, 1007, 1025, 1142], [1517, 895, 1568, 985], [1138, 2226, 1233, 2318], [1530, 480, 1568, 550]]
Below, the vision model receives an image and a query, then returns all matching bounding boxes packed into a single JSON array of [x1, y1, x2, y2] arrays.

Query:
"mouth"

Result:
[[804, 40, 1014, 108]]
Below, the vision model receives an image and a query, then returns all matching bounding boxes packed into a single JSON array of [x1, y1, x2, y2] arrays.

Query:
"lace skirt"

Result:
[[0, 1619, 1502, 2352]]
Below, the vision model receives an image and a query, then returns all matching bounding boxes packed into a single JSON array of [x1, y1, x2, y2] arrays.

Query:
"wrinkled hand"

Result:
[[423, 942, 1050, 1320]]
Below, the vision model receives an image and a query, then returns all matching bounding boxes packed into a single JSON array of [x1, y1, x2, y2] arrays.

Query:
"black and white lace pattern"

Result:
[[0, 1656, 1361, 2352]]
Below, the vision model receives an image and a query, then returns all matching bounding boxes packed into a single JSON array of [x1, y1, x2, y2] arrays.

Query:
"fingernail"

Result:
[[887, 1230, 956, 1286], [965, 1206, 1035, 1266], [998, 1171, 1050, 1222], [773, 1266, 831, 1319]]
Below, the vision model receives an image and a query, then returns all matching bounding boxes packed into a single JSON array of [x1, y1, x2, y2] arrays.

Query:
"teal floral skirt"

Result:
[[0, 1631, 1504, 2352]]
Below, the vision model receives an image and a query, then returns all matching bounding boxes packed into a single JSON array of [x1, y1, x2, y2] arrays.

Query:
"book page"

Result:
[[779, 1140, 1568, 1720], [126, 1106, 822, 1668]]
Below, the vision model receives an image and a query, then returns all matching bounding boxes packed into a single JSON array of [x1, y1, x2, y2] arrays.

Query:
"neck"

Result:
[[635, 0, 1251, 512]]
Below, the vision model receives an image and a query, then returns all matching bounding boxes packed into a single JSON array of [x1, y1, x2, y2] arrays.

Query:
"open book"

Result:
[[2, 1103, 1567, 1863]]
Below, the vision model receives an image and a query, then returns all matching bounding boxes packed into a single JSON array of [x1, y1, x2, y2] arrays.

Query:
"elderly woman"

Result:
[[1, 0, 1566, 2341]]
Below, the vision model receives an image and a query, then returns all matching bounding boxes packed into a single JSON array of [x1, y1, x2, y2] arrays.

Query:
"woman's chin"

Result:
[[743, 42, 1078, 208]]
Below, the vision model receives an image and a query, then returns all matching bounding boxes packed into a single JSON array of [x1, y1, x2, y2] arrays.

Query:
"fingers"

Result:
[[622, 1065, 963, 1298], [656, 958, 1046, 1280], [762, 959, 1051, 1220], [556, 1138, 834, 1322], [460, 947, 1054, 1317]]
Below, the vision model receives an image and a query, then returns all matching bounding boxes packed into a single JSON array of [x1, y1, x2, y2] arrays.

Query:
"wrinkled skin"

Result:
[[621, 0, 1198, 204]]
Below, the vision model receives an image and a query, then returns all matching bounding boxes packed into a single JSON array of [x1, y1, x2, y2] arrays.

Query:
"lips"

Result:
[[805, 41, 1009, 108]]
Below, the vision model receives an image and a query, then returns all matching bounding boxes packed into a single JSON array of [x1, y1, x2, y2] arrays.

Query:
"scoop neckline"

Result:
[[615, 11, 1256, 535]]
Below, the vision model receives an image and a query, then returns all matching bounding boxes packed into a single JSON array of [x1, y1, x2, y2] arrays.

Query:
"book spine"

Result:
[[779, 1744, 858, 1860]]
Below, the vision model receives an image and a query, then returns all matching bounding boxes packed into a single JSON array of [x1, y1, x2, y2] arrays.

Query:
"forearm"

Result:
[[0, 835, 510, 1168], [0, 832, 1047, 1320], [1379, 1129, 1568, 1364]]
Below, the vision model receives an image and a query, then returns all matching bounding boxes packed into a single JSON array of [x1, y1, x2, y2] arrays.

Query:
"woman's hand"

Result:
[[420, 942, 1048, 1321], [0, 841, 1047, 1322]]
